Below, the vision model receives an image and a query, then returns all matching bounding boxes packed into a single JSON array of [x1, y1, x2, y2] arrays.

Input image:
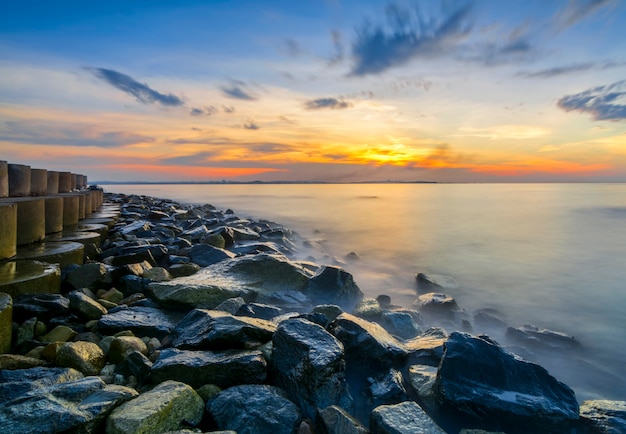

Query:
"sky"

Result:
[[1, 0, 626, 183]]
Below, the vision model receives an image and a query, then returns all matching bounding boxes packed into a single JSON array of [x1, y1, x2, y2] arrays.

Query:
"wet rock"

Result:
[[189, 244, 236, 267], [312, 304, 343, 323], [367, 368, 407, 408], [108, 336, 149, 363], [0, 375, 137, 434], [99, 287, 124, 304], [68, 290, 108, 320], [42, 324, 77, 343], [16, 316, 36, 347], [404, 327, 448, 367], [271, 318, 352, 420], [434, 332, 579, 433], [306, 265, 363, 309], [236, 302, 282, 320], [12, 293, 69, 323], [505, 324, 582, 352], [370, 401, 446, 434], [353, 298, 382, 320], [98, 306, 183, 340], [473, 310, 508, 332], [107, 380, 204, 434], [407, 364, 438, 411], [66, 262, 107, 290], [142, 266, 172, 282], [0, 353, 47, 369], [208, 384, 301, 434], [0, 366, 83, 402], [56, 341, 105, 375], [151, 348, 267, 388], [168, 262, 201, 278], [416, 272, 460, 291], [319, 405, 368, 434], [380, 310, 422, 339], [170, 309, 276, 350], [114, 350, 153, 386], [215, 296, 246, 314], [414, 292, 459, 319], [579, 400, 626, 434], [0, 293, 11, 353], [328, 313, 407, 373]]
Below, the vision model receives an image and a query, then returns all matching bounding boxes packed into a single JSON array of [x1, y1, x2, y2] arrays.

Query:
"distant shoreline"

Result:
[[94, 180, 439, 185]]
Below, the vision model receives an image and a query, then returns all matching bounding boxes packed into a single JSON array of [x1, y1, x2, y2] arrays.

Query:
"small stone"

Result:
[[56, 341, 106, 376], [142, 267, 172, 282], [42, 325, 77, 343], [108, 336, 149, 364], [68, 290, 108, 320]]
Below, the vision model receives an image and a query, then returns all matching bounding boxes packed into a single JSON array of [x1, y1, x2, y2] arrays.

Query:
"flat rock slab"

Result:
[[98, 306, 184, 340], [15, 241, 84, 268]]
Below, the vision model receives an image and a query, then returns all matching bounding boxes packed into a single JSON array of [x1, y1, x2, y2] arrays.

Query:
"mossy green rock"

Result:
[[106, 380, 204, 434], [0, 293, 12, 353]]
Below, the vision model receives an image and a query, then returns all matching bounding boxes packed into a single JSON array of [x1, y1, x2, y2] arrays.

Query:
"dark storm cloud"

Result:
[[87, 67, 184, 106], [220, 80, 257, 100], [557, 80, 626, 121], [304, 97, 352, 110], [349, 1, 473, 76]]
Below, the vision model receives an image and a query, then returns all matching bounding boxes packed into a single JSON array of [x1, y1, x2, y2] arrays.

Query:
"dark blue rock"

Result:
[[98, 306, 183, 340], [307, 266, 363, 309], [189, 244, 236, 267], [12, 294, 70, 323]]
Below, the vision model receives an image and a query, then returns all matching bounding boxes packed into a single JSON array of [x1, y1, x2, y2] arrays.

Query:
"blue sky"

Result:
[[1, 0, 625, 182]]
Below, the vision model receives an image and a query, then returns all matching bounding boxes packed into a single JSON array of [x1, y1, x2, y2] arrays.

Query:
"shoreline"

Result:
[[1, 191, 624, 433]]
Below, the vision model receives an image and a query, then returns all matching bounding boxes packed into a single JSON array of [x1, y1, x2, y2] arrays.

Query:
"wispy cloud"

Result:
[[349, 1, 473, 76], [221, 80, 257, 100], [189, 106, 218, 116], [553, 0, 615, 31], [458, 24, 536, 65], [557, 80, 626, 121], [222, 105, 236, 113], [87, 67, 184, 107], [304, 97, 352, 110], [243, 120, 260, 130], [0, 119, 155, 147]]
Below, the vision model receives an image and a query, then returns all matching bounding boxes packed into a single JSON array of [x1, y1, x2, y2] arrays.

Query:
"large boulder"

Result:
[[434, 332, 580, 433], [271, 318, 352, 420], [208, 384, 301, 434], [0, 367, 83, 404], [106, 380, 203, 434], [328, 313, 407, 373], [0, 375, 137, 434], [170, 309, 276, 350], [404, 327, 448, 367], [370, 401, 446, 434], [306, 265, 363, 309], [189, 244, 236, 267], [98, 306, 183, 340], [150, 254, 312, 309], [151, 348, 267, 388]]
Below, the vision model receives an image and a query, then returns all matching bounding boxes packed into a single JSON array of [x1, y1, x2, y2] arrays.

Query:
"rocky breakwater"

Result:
[[1, 192, 625, 434]]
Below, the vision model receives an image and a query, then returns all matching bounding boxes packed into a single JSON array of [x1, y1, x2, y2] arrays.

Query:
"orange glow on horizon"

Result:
[[100, 164, 285, 180]]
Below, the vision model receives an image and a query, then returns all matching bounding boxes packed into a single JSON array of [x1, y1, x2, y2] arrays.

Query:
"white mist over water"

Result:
[[108, 183, 626, 401]]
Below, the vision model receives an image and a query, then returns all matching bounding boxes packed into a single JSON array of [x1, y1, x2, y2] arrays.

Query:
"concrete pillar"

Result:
[[77, 193, 85, 219], [58, 171, 72, 193], [0, 293, 12, 354], [70, 174, 77, 191], [0, 202, 17, 259], [30, 168, 48, 196], [10, 197, 45, 245], [84, 191, 93, 215], [84, 175, 88, 187], [0, 161, 8, 198], [44, 196, 64, 234], [58, 194, 80, 227], [47, 171, 60, 194], [8, 164, 31, 197], [75, 174, 84, 189]]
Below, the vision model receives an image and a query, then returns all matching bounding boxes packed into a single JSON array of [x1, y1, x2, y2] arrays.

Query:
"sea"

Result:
[[106, 183, 626, 402]]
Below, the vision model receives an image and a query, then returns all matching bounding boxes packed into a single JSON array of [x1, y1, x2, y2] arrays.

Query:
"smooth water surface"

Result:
[[109, 183, 626, 401]]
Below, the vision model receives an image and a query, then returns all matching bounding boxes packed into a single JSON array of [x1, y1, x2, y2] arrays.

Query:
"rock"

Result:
[[0, 375, 137, 434], [414, 292, 459, 319], [353, 298, 382, 320], [196, 383, 221, 401], [42, 324, 77, 342], [151, 348, 267, 388], [404, 327, 448, 366], [380, 310, 422, 339], [98, 306, 183, 340], [171, 309, 276, 350], [370, 401, 446, 434], [271, 318, 352, 420], [108, 336, 149, 363], [505, 324, 582, 352], [106, 380, 204, 434], [434, 332, 579, 433], [236, 302, 282, 320], [215, 296, 246, 314], [68, 290, 108, 320], [328, 313, 407, 373], [208, 384, 301, 434], [319, 405, 368, 434], [306, 265, 363, 309], [66, 262, 107, 289], [416, 272, 460, 290], [189, 244, 236, 267], [0, 353, 47, 369], [56, 341, 106, 375], [142, 267, 172, 282], [407, 365, 438, 412], [12, 293, 69, 323], [114, 350, 153, 386], [313, 304, 343, 323], [16, 316, 36, 347], [150, 254, 313, 309], [579, 400, 626, 434], [99, 288, 125, 304], [0, 366, 83, 401], [0, 293, 12, 353], [367, 368, 407, 408], [168, 262, 200, 278]]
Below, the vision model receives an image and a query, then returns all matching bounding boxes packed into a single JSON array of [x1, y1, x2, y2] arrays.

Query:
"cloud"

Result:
[[304, 97, 352, 110], [243, 120, 260, 130], [557, 80, 626, 121], [518, 60, 626, 78], [190, 108, 204, 116], [349, 1, 473, 76], [554, 0, 615, 31], [328, 30, 345, 65], [0, 119, 155, 147], [222, 105, 236, 113], [221, 80, 257, 100], [189, 106, 218, 116], [87, 67, 184, 106]]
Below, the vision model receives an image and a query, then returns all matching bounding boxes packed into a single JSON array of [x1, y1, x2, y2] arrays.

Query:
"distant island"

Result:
[[93, 180, 438, 185]]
